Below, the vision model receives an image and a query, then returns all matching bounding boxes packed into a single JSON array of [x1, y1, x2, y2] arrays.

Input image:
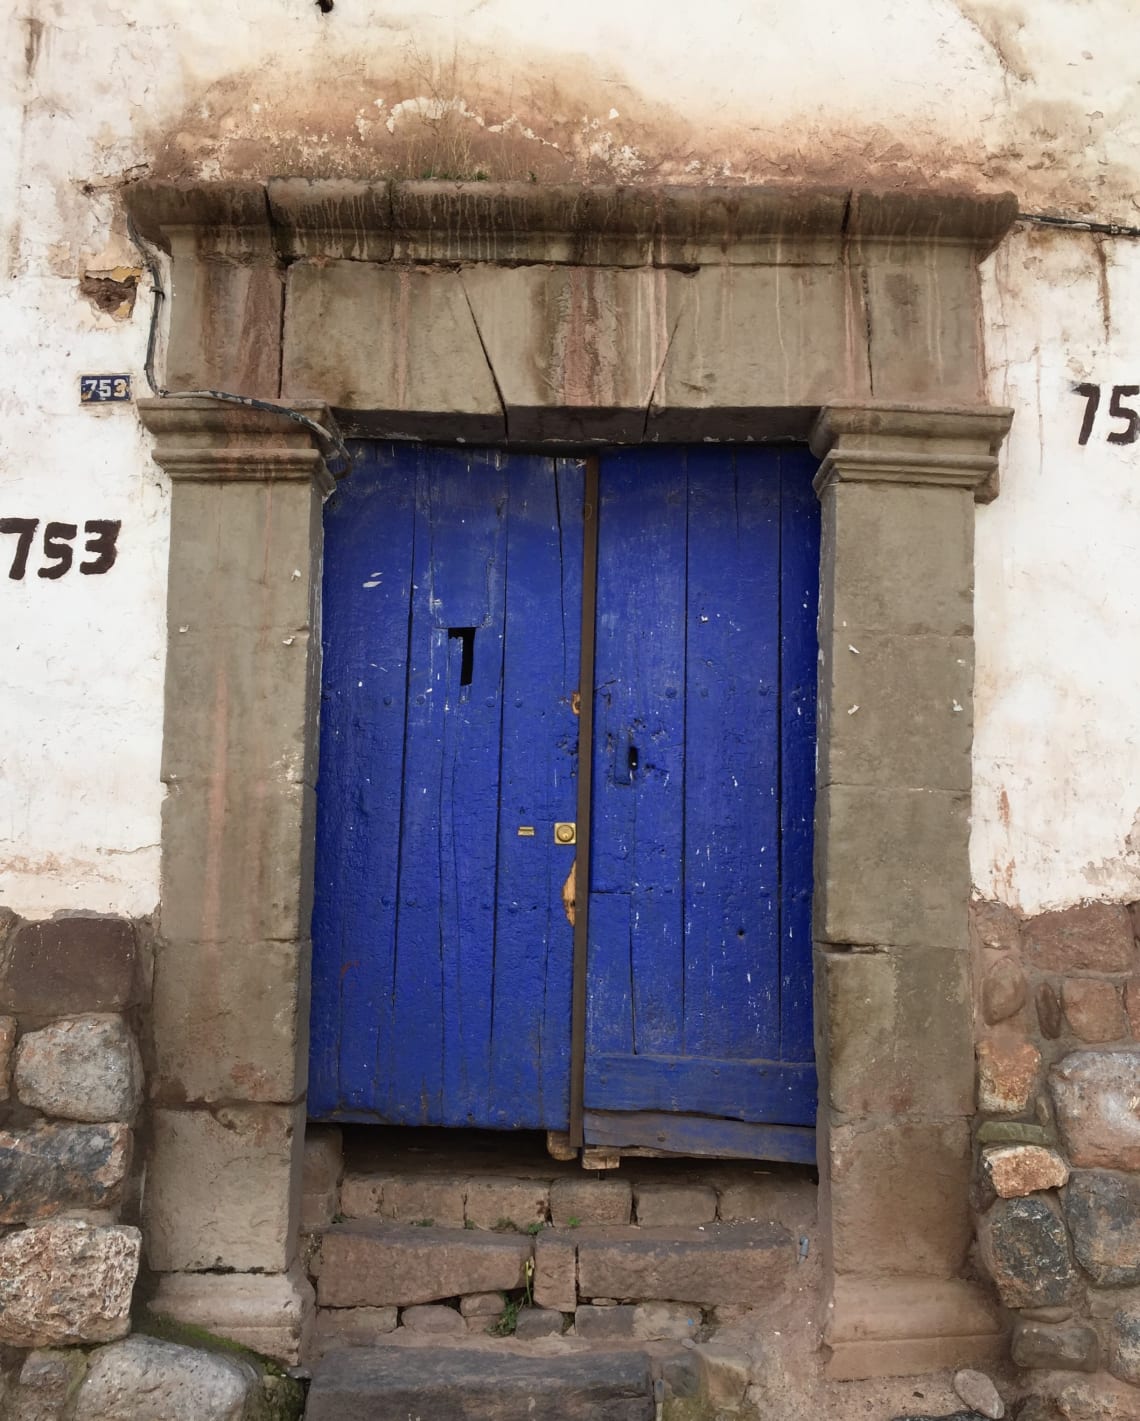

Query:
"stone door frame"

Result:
[[130, 180, 1014, 1376]]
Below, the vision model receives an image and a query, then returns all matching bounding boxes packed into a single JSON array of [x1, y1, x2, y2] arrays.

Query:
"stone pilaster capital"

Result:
[[810, 402, 1014, 503], [137, 398, 341, 492]]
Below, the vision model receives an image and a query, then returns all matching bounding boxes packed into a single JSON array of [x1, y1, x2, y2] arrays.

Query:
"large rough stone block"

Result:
[[0, 1220, 140, 1347], [144, 1104, 303, 1273], [72, 1335, 259, 1421], [166, 478, 319, 637], [146, 1262, 315, 1366], [283, 263, 503, 440], [151, 939, 309, 1104], [857, 244, 983, 402], [0, 1122, 130, 1222], [15, 1016, 143, 1123], [301, 1125, 342, 1231], [533, 1231, 578, 1312], [651, 264, 865, 438], [979, 1198, 1079, 1308], [828, 1120, 971, 1278], [162, 626, 317, 786], [985, 1146, 1069, 1199], [464, 1176, 549, 1230], [815, 784, 970, 949], [977, 1033, 1041, 1114], [0, 916, 140, 1014], [462, 264, 687, 442], [1051, 1050, 1140, 1169], [1043, 1372, 1140, 1420], [1023, 904, 1135, 974], [164, 232, 283, 399], [576, 1223, 792, 1305], [316, 1224, 532, 1308], [13, 1347, 89, 1420], [1062, 979, 1128, 1043], [1110, 1305, 1140, 1385], [1011, 1319, 1099, 1372], [822, 481, 975, 638], [825, 1276, 1006, 1381], [817, 631, 973, 792], [634, 1184, 717, 1228], [306, 1344, 655, 1421], [161, 779, 316, 947], [818, 945, 974, 1117], [550, 1176, 631, 1227], [1064, 1171, 1140, 1286]]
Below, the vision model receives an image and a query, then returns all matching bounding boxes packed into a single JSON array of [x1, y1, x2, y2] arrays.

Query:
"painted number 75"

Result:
[[1075, 383, 1140, 446]]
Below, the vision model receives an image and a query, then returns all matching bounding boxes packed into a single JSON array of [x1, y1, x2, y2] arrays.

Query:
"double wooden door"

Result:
[[309, 443, 819, 1161]]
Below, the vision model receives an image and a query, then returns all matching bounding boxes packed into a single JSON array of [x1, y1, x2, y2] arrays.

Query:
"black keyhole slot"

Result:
[[448, 627, 476, 686], [627, 743, 639, 778]]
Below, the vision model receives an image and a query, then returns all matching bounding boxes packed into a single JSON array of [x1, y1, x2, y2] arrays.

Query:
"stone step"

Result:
[[315, 1218, 795, 1310], [306, 1344, 656, 1421], [316, 1222, 532, 1308]]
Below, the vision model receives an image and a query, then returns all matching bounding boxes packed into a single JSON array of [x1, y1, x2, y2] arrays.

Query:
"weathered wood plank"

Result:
[[682, 448, 781, 1060], [586, 1052, 816, 1126], [583, 1110, 817, 1164], [778, 448, 821, 1065], [310, 442, 416, 1118], [488, 456, 582, 1128]]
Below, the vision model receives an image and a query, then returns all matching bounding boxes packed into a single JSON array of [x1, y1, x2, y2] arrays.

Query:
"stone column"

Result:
[[136, 397, 336, 1363], [809, 403, 1013, 1378]]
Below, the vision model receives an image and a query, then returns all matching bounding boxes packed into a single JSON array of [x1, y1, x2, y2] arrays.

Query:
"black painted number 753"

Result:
[[0, 519, 121, 580]]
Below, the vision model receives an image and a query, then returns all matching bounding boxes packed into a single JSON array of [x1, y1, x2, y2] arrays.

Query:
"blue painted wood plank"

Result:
[[778, 448, 821, 1066], [488, 456, 583, 1128], [590, 448, 686, 1057], [585, 1052, 817, 1126], [585, 891, 634, 1056], [310, 442, 416, 1118], [583, 1110, 817, 1165], [682, 448, 781, 1061]]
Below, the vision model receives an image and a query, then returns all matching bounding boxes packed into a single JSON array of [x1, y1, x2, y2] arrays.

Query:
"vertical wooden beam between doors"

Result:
[[568, 455, 599, 1149]]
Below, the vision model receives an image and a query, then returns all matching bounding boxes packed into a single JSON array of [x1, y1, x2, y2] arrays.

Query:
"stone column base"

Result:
[[146, 1262, 315, 1366], [824, 1277, 1008, 1380]]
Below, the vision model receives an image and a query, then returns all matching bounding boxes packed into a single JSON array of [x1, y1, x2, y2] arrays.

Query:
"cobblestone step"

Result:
[[306, 1344, 657, 1421]]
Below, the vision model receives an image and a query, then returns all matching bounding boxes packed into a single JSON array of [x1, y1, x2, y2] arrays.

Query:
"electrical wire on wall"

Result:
[[126, 212, 352, 477], [1019, 211, 1140, 240]]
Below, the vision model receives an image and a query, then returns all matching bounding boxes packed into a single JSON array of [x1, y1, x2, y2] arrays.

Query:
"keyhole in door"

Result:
[[627, 744, 638, 777], [448, 627, 476, 686]]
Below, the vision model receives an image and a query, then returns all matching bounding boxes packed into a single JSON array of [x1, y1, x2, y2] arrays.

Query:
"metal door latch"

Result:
[[554, 822, 577, 845]]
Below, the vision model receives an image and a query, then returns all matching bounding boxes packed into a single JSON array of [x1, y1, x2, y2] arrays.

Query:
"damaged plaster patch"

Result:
[[79, 267, 141, 320], [1081, 808, 1140, 897]]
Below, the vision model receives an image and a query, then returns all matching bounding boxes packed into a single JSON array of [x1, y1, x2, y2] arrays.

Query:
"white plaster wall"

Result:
[[1, 0, 1139, 916], [974, 231, 1140, 914]]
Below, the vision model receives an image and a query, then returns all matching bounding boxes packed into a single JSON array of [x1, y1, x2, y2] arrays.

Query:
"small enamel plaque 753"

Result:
[[80, 375, 131, 404]]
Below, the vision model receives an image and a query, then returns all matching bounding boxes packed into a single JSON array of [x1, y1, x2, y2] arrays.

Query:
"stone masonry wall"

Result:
[[0, 910, 148, 1412], [971, 897, 1140, 1419]]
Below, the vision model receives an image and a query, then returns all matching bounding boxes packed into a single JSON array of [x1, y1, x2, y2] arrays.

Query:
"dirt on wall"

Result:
[[140, 36, 1135, 216]]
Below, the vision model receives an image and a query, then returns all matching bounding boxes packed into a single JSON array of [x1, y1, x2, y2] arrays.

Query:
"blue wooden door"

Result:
[[310, 442, 819, 1159], [309, 445, 583, 1128], [583, 448, 819, 1163]]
